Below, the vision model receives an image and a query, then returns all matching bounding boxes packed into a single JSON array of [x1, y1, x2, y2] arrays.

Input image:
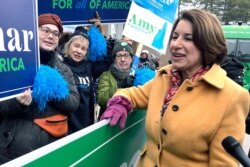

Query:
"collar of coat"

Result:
[[157, 64, 226, 89]]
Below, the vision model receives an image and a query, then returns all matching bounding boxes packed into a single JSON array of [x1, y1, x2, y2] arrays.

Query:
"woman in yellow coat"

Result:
[[101, 9, 250, 167]]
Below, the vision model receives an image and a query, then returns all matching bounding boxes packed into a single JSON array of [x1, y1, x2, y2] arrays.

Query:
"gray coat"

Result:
[[0, 51, 79, 164]]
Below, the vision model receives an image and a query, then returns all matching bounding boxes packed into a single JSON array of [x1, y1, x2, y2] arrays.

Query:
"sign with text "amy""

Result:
[[0, 0, 39, 101], [123, 1, 174, 54]]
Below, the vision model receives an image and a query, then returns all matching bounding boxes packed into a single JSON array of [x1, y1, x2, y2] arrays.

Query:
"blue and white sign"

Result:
[[0, 0, 39, 101], [38, 0, 131, 24], [123, 1, 174, 54], [133, 0, 179, 22]]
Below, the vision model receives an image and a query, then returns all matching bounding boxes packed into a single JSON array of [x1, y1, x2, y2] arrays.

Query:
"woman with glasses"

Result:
[[0, 13, 79, 164], [97, 41, 134, 117]]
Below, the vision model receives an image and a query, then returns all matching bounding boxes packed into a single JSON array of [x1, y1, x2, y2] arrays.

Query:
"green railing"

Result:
[[2, 110, 146, 167]]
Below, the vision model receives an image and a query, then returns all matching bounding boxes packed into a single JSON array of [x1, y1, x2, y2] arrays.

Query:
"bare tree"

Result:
[[179, 0, 250, 24]]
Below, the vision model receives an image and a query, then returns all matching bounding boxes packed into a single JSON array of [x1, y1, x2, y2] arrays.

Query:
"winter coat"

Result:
[[63, 57, 94, 133], [88, 38, 114, 80], [114, 64, 250, 167], [97, 71, 118, 110], [138, 58, 156, 70], [97, 69, 134, 114], [0, 51, 79, 164], [91, 55, 113, 80]]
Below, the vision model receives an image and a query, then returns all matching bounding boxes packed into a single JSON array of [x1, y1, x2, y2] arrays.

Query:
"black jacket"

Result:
[[90, 39, 114, 80], [63, 57, 94, 134]]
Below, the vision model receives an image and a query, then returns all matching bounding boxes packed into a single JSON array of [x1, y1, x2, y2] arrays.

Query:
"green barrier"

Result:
[[2, 110, 146, 167]]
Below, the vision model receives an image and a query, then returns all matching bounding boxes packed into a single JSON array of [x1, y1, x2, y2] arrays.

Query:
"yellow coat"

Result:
[[115, 64, 250, 167]]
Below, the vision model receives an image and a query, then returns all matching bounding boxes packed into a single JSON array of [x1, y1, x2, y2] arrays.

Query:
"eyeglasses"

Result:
[[40, 26, 61, 39], [116, 53, 131, 59]]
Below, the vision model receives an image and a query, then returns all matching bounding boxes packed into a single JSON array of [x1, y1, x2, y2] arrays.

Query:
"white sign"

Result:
[[123, 1, 174, 54]]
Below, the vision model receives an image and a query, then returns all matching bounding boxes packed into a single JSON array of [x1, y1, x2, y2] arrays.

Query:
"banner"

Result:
[[2, 110, 146, 167], [123, 1, 174, 54], [0, 0, 39, 101], [133, 0, 178, 22], [38, 0, 131, 24]]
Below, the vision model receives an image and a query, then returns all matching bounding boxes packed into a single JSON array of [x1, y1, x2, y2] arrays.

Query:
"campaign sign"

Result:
[[133, 0, 179, 22], [2, 110, 146, 167], [123, 1, 173, 54], [0, 0, 39, 101], [38, 0, 131, 24]]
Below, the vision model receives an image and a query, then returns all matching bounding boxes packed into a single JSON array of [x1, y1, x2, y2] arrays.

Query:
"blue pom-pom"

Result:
[[32, 65, 69, 112], [134, 67, 156, 86], [87, 25, 107, 62]]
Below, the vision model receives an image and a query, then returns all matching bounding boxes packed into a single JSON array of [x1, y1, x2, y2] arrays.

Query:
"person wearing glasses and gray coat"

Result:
[[0, 13, 79, 164]]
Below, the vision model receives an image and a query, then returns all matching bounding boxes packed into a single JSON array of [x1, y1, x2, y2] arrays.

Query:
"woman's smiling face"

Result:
[[68, 36, 89, 62], [169, 19, 202, 78]]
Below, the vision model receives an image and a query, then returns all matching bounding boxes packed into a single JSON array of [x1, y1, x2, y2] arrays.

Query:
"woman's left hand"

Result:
[[16, 89, 32, 106], [100, 103, 128, 129]]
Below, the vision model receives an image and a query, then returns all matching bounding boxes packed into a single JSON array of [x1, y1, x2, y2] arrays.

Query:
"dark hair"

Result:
[[169, 9, 227, 66], [59, 32, 72, 47]]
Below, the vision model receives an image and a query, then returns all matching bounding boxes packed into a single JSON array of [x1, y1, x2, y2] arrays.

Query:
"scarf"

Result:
[[40, 49, 54, 65], [161, 66, 210, 117], [110, 63, 130, 81], [63, 56, 89, 75]]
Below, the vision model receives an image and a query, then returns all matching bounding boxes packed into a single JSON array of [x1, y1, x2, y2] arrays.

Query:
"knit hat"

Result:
[[74, 26, 87, 34], [71, 26, 89, 41], [112, 41, 133, 58], [38, 13, 63, 33]]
